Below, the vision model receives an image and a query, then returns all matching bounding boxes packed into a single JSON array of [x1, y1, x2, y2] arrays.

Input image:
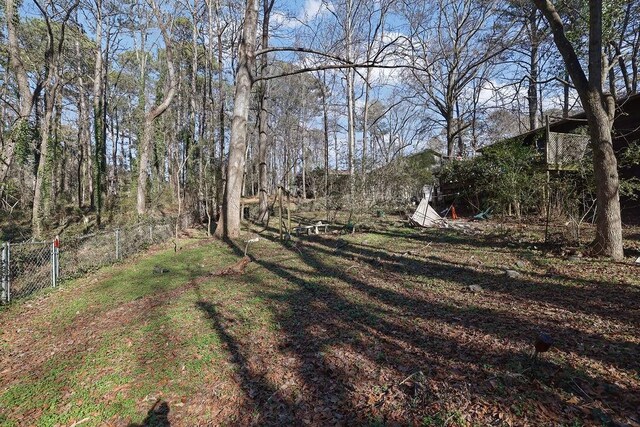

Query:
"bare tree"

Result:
[[214, 0, 258, 238], [2, 0, 44, 190], [404, 0, 512, 157], [136, 0, 178, 216], [256, 0, 275, 223], [31, 0, 80, 237], [534, 0, 623, 259]]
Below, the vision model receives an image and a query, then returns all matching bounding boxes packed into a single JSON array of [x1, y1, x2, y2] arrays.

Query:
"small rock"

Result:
[[515, 260, 526, 269], [153, 266, 170, 274], [468, 284, 483, 293], [505, 269, 521, 278], [635, 256, 640, 264]]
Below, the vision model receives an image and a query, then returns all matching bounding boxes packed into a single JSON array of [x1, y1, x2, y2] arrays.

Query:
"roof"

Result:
[[480, 92, 640, 151]]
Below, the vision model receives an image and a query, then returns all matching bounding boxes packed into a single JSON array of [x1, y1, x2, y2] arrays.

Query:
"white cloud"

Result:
[[299, 0, 330, 20], [271, 0, 333, 30], [271, 10, 299, 29]]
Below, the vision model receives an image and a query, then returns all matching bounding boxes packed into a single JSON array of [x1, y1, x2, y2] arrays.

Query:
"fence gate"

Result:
[[9, 242, 52, 301], [0, 222, 173, 304]]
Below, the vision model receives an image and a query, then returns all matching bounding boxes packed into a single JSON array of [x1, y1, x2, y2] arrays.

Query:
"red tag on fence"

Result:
[[54, 236, 60, 248]]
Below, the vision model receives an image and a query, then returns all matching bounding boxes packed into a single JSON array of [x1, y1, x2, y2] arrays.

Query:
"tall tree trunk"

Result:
[[321, 72, 330, 206], [301, 130, 306, 199], [345, 0, 355, 198], [75, 36, 93, 209], [215, 14, 226, 220], [32, 93, 55, 237], [93, 5, 106, 225], [362, 67, 371, 174], [190, 0, 201, 223], [215, 0, 258, 238], [2, 0, 39, 187], [528, 7, 539, 130], [30, 0, 78, 236], [137, 2, 177, 216], [257, 0, 275, 223], [534, 0, 624, 260], [110, 106, 119, 198], [346, 68, 356, 197], [445, 107, 455, 157]]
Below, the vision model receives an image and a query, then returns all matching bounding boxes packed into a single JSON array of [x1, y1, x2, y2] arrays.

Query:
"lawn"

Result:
[[0, 217, 639, 426]]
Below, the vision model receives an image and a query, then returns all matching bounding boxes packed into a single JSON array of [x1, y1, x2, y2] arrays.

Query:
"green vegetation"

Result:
[[440, 141, 545, 216], [1, 219, 639, 425]]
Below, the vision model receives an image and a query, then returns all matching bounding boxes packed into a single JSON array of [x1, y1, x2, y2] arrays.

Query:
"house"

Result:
[[480, 93, 640, 222]]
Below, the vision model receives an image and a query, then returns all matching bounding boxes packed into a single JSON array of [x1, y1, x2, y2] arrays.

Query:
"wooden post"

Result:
[[278, 186, 283, 240], [544, 116, 552, 244]]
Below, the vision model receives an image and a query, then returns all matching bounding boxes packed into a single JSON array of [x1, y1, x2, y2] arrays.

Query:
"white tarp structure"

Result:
[[423, 185, 433, 203], [410, 186, 447, 228]]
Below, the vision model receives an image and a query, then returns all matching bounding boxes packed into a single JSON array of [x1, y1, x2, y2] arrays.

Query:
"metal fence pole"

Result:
[[54, 237, 59, 284], [149, 225, 153, 242], [1, 242, 9, 304], [51, 241, 56, 288], [115, 229, 120, 261]]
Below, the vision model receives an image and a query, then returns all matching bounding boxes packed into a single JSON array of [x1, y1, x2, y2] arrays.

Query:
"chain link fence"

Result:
[[1, 222, 174, 304]]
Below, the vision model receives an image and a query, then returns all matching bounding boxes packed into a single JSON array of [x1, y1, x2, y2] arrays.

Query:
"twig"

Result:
[[420, 242, 433, 251], [69, 418, 91, 427], [571, 378, 593, 402], [399, 370, 424, 386]]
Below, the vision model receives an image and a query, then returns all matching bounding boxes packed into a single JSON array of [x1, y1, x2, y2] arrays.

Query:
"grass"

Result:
[[1, 218, 639, 426]]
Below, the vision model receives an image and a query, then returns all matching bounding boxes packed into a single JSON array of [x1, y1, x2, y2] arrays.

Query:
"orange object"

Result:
[[451, 205, 458, 219]]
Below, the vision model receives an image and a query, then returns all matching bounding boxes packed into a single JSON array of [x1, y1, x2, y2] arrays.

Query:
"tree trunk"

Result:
[[528, 7, 539, 130], [214, 0, 258, 238], [93, 8, 106, 224], [2, 0, 38, 187], [585, 95, 623, 259], [322, 71, 330, 211], [446, 107, 455, 157], [216, 23, 226, 221], [136, 2, 177, 216], [534, 0, 624, 260], [257, 0, 274, 223], [75, 36, 93, 209], [32, 93, 55, 237], [362, 67, 371, 174], [346, 68, 356, 197]]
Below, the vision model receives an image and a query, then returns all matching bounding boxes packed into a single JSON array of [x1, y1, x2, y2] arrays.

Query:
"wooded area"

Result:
[[2, 2, 640, 425], [2, 0, 639, 255]]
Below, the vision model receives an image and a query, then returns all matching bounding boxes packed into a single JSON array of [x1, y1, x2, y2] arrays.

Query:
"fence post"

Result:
[[54, 236, 59, 285], [149, 225, 153, 242], [1, 242, 10, 304], [115, 229, 120, 261], [51, 241, 56, 288]]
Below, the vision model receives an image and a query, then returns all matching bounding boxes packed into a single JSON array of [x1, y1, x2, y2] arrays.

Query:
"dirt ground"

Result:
[[1, 217, 639, 426]]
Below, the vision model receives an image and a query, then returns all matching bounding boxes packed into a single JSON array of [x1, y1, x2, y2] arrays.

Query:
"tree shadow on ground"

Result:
[[307, 233, 640, 330], [193, 234, 639, 425], [195, 298, 302, 425], [128, 400, 171, 427]]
